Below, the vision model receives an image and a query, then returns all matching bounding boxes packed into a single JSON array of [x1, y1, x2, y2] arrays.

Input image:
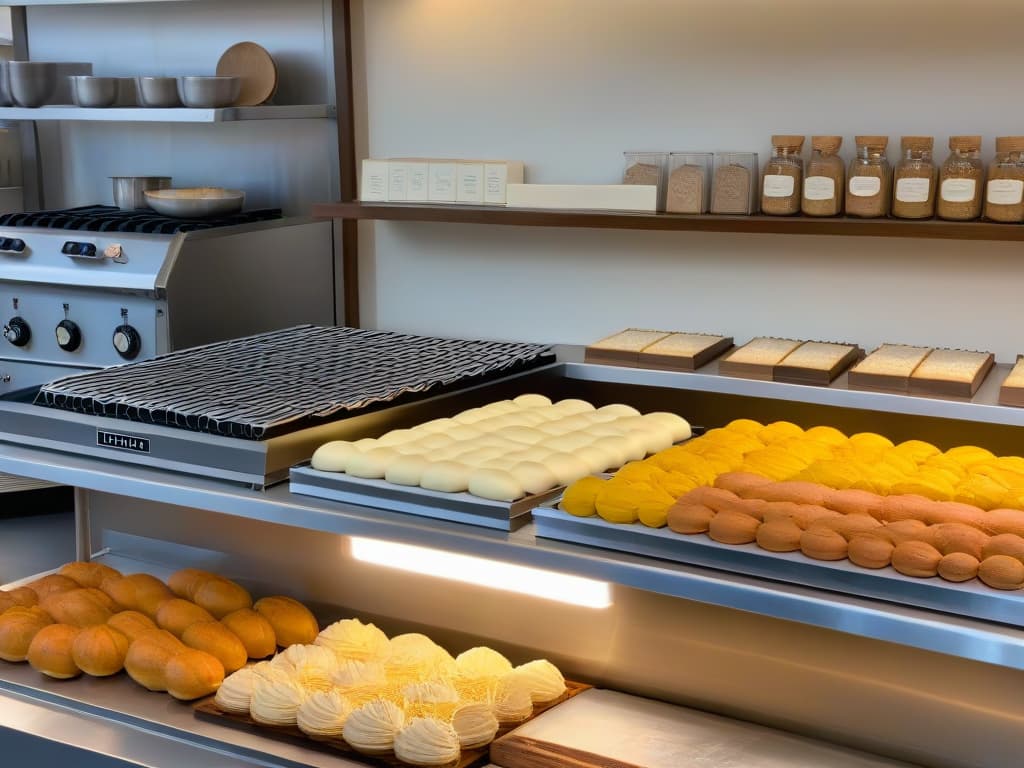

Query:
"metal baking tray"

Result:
[[532, 506, 1024, 628], [290, 465, 561, 531]]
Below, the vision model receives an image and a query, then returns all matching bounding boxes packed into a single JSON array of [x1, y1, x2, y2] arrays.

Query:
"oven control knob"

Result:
[[112, 324, 141, 360], [55, 319, 82, 352], [3, 316, 30, 347]]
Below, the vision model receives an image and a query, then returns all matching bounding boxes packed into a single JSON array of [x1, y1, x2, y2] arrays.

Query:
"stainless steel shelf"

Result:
[[0, 104, 336, 123], [0, 442, 1022, 671]]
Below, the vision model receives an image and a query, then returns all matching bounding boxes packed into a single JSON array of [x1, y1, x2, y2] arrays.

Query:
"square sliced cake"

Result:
[[909, 348, 995, 399], [774, 341, 864, 386], [999, 356, 1024, 407], [584, 329, 671, 367], [636, 332, 733, 372], [848, 344, 933, 393], [718, 337, 803, 381]]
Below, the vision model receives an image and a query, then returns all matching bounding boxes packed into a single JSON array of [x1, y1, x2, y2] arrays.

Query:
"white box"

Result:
[[359, 159, 389, 202], [456, 162, 485, 203], [387, 162, 409, 201], [406, 160, 429, 202], [484, 161, 525, 205], [505, 184, 657, 212], [428, 161, 457, 202]]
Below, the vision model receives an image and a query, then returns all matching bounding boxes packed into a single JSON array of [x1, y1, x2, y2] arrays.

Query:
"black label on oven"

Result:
[[96, 430, 150, 454]]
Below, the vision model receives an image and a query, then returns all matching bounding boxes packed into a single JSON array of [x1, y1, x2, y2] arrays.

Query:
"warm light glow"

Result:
[[350, 537, 612, 609]]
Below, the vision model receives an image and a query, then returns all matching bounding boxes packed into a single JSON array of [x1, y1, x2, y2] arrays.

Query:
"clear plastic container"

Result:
[[802, 136, 844, 217], [846, 136, 890, 218], [761, 135, 804, 216], [938, 136, 984, 221], [665, 152, 712, 214], [623, 151, 668, 211], [985, 136, 1024, 223], [710, 152, 758, 215], [891, 136, 936, 220]]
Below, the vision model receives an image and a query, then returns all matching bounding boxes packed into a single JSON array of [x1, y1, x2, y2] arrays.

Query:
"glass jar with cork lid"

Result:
[[892, 136, 936, 219], [985, 137, 1024, 223], [761, 135, 804, 216], [846, 136, 891, 218], [802, 136, 844, 217], [937, 136, 984, 221]]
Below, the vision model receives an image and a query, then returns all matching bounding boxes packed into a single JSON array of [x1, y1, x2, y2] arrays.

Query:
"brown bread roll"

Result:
[[165, 648, 224, 701], [7, 587, 39, 607], [666, 503, 715, 534], [981, 533, 1024, 562], [0, 606, 54, 661], [168, 568, 218, 601], [254, 596, 319, 647], [817, 514, 884, 540], [192, 578, 252, 619], [27, 623, 82, 679], [978, 555, 1024, 590], [182, 621, 247, 674], [124, 629, 185, 691], [930, 523, 990, 559], [877, 519, 932, 546], [892, 541, 943, 578], [72, 624, 129, 676], [800, 525, 849, 561], [848, 536, 894, 569], [714, 472, 771, 496], [824, 488, 886, 520], [986, 509, 1024, 538], [755, 519, 802, 552], [0, 592, 16, 615], [704, 494, 765, 519], [155, 598, 216, 637], [58, 561, 122, 590], [221, 609, 277, 659], [880, 494, 936, 524], [41, 588, 114, 628], [937, 553, 980, 583], [107, 611, 157, 642], [764, 502, 842, 530], [102, 574, 173, 618], [707, 511, 760, 545], [682, 486, 742, 511], [28, 574, 79, 601], [926, 501, 992, 532], [753, 481, 830, 507]]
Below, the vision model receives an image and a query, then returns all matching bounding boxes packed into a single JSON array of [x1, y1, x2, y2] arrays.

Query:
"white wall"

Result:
[[357, 0, 1024, 360]]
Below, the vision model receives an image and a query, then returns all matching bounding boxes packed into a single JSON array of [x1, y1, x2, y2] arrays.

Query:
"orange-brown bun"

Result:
[[27, 623, 82, 679], [58, 561, 123, 589]]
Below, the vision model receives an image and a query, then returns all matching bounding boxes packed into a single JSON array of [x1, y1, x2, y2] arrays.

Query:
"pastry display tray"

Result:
[[289, 466, 561, 531], [532, 506, 1024, 628]]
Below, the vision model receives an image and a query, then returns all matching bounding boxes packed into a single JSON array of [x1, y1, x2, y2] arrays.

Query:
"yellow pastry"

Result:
[[560, 476, 605, 517], [394, 717, 462, 766], [315, 618, 390, 662], [455, 646, 512, 678], [215, 667, 257, 715], [298, 689, 352, 738], [451, 701, 499, 749], [512, 659, 566, 703], [343, 699, 406, 755]]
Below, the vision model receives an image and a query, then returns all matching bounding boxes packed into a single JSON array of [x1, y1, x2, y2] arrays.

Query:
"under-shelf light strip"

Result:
[[350, 537, 612, 609]]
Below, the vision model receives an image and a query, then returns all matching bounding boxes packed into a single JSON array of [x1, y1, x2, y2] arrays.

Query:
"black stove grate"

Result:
[[0, 205, 282, 235], [35, 326, 555, 440]]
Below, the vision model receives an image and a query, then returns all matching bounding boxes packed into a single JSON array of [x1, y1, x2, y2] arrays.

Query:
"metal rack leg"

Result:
[[73, 488, 91, 562]]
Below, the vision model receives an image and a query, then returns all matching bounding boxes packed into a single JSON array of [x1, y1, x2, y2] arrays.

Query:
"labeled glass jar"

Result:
[[761, 135, 804, 216], [802, 136, 844, 217], [937, 136, 984, 221], [710, 152, 758, 215], [666, 152, 712, 214], [846, 136, 890, 218], [891, 136, 936, 220], [984, 137, 1024, 223], [623, 151, 668, 212]]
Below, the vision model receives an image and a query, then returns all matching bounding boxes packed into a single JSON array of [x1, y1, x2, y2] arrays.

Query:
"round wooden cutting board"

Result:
[[216, 41, 277, 106]]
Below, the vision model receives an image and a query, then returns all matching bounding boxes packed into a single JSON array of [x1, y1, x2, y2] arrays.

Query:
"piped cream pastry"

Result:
[[394, 717, 461, 767], [454, 675, 501, 705], [451, 702, 499, 749], [386, 633, 453, 681], [315, 618, 390, 662], [297, 689, 352, 738], [342, 699, 406, 755], [271, 643, 338, 692], [492, 675, 534, 723], [250, 674, 308, 726], [403, 680, 459, 704], [455, 646, 513, 679], [513, 659, 566, 703], [214, 667, 256, 715], [332, 658, 386, 689]]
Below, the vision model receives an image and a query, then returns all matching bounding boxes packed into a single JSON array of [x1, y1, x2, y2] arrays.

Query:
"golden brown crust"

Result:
[[978, 555, 1024, 590], [155, 598, 216, 637], [182, 621, 247, 674], [0, 607, 53, 662], [221, 608, 277, 660], [165, 648, 225, 701], [981, 533, 1024, 561], [755, 519, 803, 552], [27, 623, 82, 679], [27, 574, 79, 601], [892, 541, 943, 578], [124, 629, 185, 691], [930, 524, 990, 559], [937, 553, 980, 583], [167, 568, 218, 601], [848, 536, 894, 569], [71, 624, 129, 677], [800, 525, 849, 561], [58, 561, 123, 590], [107, 611, 157, 642], [823, 488, 886, 520], [192, 578, 252, 619], [713, 472, 772, 496], [707, 511, 760, 545], [666, 503, 715, 534], [253, 596, 319, 647], [41, 588, 114, 627]]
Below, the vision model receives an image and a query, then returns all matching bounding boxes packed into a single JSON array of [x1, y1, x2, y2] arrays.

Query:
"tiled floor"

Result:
[[0, 489, 76, 585]]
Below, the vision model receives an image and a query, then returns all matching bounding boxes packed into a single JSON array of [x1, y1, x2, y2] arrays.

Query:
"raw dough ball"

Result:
[[447, 425, 483, 442], [414, 418, 456, 434], [575, 445, 615, 474], [453, 408, 487, 425], [513, 411, 547, 427], [482, 400, 518, 415], [468, 469, 525, 502], [420, 462, 472, 493], [496, 426, 546, 445], [553, 415, 595, 432], [352, 438, 378, 451], [617, 431, 650, 462], [553, 399, 595, 414], [529, 407, 564, 422], [642, 412, 692, 443], [585, 422, 629, 438], [596, 404, 640, 418], [385, 456, 430, 486], [346, 448, 400, 479], [311, 442, 358, 473], [543, 432, 595, 454], [545, 453, 591, 486], [513, 394, 552, 408], [474, 435, 518, 451], [452, 447, 506, 468], [538, 421, 573, 437], [590, 436, 630, 469], [417, 434, 456, 450], [509, 462, 559, 495], [393, 442, 429, 456], [377, 429, 418, 447]]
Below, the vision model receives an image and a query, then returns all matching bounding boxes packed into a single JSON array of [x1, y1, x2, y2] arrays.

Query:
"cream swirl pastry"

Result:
[[270, 643, 338, 692], [386, 633, 452, 680], [492, 675, 533, 723], [297, 689, 352, 738], [403, 679, 459, 704], [451, 702, 499, 749], [342, 699, 406, 755], [250, 675, 308, 726], [394, 717, 461, 767], [315, 618, 390, 662], [332, 658, 386, 689], [455, 646, 513, 679], [512, 659, 566, 703], [214, 667, 256, 715]]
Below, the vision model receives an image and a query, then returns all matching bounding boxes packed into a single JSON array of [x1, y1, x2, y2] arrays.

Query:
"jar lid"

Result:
[[995, 136, 1024, 153], [900, 136, 934, 152], [811, 135, 842, 152], [855, 135, 888, 149], [949, 135, 982, 151], [771, 134, 805, 150]]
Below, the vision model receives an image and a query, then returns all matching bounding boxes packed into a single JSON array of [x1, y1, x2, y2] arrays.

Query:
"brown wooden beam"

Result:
[[332, 0, 360, 327]]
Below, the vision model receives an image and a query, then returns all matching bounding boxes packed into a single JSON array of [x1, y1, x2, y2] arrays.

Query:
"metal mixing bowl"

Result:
[[177, 76, 240, 109], [144, 188, 245, 218], [71, 76, 118, 108], [9, 62, 57, 107], [136, 76, 181, 108], [111, 176, 172, 210]]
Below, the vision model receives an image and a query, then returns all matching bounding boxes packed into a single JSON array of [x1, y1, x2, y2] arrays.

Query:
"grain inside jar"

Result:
[[937, 136, 984, 221], [802, 135, 844, 217], [892, 136, 936, 220], [761, 135, 804, 216], [710, 152, 758, 215], [985, 136, 1024, 223], [846, 135, 891, 218]]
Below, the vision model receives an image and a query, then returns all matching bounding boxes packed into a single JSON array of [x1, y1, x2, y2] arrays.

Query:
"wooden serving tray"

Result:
[[194, 680, 591, 768]]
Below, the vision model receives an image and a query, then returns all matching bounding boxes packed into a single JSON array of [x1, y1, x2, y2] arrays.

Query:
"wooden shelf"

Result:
[[0, 104, 335, 123], [312, 201, 1024, 242]]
